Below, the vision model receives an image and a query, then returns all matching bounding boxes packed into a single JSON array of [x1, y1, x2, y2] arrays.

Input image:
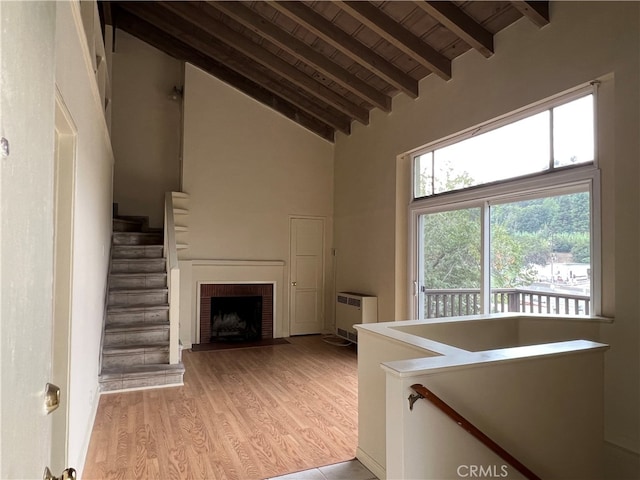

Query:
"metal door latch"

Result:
[[44, 383, 60, 414], [43, 467, 76, 480], [1, 137, 9, 157]]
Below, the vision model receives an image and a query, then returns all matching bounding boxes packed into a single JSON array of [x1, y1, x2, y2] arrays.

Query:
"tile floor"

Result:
[[267, 459, 378, 480]]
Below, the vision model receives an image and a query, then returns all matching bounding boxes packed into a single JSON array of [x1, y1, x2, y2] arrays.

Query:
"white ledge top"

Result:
[[381, 339, 608, 377], [355, 313, 610, 377]]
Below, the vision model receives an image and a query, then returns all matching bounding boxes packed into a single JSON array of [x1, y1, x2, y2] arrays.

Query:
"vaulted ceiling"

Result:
[[99, 1, 550, 142]]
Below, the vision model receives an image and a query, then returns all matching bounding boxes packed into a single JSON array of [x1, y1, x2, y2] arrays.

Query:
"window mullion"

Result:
[[431, 152, 435, 196], [549, 108, 555, 170], [481, 201, 491, 314], [417, 213, 425, 320]]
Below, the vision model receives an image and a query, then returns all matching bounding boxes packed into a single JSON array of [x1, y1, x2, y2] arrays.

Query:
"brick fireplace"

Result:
[[188, 260, 285, 347], [199, 283, 274, 344]]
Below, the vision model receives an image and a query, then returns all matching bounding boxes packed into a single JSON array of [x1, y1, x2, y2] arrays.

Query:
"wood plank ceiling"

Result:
[[100, 1, 549, 142]]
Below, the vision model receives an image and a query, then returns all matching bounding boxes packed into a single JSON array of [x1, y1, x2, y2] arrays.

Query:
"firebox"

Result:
[[210, 295, 262, 341]]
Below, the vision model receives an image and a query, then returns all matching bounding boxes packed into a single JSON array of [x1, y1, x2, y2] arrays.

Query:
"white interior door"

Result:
[[289, 217, 325, 335], [0, 2, 57, 476]]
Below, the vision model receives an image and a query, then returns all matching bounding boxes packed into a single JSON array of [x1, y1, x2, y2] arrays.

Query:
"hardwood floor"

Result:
[[83, 335, 358, 480]]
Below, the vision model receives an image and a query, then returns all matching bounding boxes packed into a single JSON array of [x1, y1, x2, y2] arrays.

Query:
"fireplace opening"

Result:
[[199, 283, 274, 345], [210, 295, 262, 342]]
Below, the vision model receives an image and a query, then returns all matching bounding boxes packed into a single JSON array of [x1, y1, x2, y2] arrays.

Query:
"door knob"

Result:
[[43, 467, 76, 480], [291, 281, 297, 286]]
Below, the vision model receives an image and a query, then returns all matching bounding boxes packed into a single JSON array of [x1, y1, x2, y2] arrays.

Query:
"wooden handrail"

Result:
[[410, 384, 541, 480]]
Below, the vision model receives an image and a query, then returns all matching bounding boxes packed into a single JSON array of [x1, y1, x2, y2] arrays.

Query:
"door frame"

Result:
[[51, 89, 77, 472]]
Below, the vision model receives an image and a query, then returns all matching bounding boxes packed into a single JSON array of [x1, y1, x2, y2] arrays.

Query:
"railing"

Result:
[[409, 384, 541, 480], [424, 287, 590, 318], [164, 192, 180, 364]]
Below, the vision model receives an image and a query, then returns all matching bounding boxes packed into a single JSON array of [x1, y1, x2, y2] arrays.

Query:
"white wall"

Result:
[[180, 64, 335, 344], [111, 30, 182, 228], [1, 1, 113, 476], [334, 2, 639, 475], [56, 2, 114, 475], [386, 348, 606, 479]]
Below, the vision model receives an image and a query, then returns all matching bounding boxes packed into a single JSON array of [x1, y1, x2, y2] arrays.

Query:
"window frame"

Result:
[[408, 85, 601, 319], [412, 84, 598, 200]]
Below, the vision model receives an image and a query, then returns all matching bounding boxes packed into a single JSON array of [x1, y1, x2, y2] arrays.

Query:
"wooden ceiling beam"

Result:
[[210, 1, 391, 112], [510, 1, 550, 28], [118, 2, 352, 132], [335, 0, 451, 80], [205, 46, 352, 135], [413, 1, 494, 58], [157, 1, 369, 125], [270, 1, 418, 99], [113, 6, 337, 141]]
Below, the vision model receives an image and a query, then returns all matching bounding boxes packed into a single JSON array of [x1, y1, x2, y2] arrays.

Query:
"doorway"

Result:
[[289, 217, 325, 335], [50, 92, 77, 473]]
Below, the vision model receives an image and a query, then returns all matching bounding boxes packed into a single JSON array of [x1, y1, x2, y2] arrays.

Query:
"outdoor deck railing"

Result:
[[423, 287, 590, 318]]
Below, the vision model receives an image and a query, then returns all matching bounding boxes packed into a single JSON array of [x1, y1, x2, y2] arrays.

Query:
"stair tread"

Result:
[[110, 287, 168, 293], [113, 244, 163, 247], [110, 272, 167, 278], [108, 303, 169, 312], [105, 321, 169, 332], [111, 257, 164, 263], [103, 342, 169, 353], [112, 246, 163, 254], [100, 362, 185, 379]]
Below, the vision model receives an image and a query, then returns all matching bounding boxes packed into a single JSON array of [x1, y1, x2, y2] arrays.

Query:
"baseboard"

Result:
[[356, 446, 386, 480], [75, 384, 101, 479]]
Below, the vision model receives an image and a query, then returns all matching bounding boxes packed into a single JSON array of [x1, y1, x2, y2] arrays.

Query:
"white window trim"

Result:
[[408, 165, 601, 319]]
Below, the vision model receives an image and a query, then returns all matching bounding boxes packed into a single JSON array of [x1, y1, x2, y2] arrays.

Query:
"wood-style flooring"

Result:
[[82, 335, 358, 480]]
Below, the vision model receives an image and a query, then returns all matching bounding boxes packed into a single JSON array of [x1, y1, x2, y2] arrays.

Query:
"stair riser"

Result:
[[108, 291, 168, 306], [113, 220, 144, 233], [100, 373, 184, 392], [107, 309, 169, 324], [111, 260, 165, 274], [112, 246, 163, 259], [102, 350, 170, 369], [109, 292, 169, 305], [110, 275, 167, 289], [104, 329, 169, 347], [113, 233, 162, 246]]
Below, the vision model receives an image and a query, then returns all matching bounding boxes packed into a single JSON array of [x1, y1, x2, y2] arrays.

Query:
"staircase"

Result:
[[99, 216, 184, 392]]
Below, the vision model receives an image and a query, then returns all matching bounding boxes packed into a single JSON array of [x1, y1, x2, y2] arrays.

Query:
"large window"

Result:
[[410, 86, 600, 319]]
